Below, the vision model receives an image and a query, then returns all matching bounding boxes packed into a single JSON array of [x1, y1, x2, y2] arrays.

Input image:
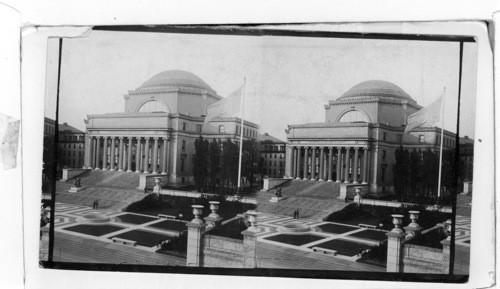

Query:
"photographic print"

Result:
[[39, 25, 478, 282]]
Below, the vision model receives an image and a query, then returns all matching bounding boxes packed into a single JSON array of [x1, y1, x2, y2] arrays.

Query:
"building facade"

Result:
[[258, 133, 286, 178], [84, 70, 259, 186], [284, 80, 456, 197], [59, 122, 85, 169]]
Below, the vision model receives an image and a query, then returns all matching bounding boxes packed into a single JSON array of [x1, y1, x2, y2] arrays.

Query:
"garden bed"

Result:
[[114, 213, 158, 225], [309, 238, 372, 257], [264, 233, 325, 246], [108, 229, 172, 247], [316, 223, 358, 234], [63, 224, 124, 237]]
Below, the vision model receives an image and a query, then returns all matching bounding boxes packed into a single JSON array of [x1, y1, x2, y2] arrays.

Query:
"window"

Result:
[[419, 135, 425, 143], [196, 124, 202, 133], [181, 156, 185, 172], [383, 132, 386, 141], [382, 150, 386, 160], [338, 110, 369, 123], [182, 140, 186, 150], [219, 125, 225, 133], [182, 122, 186, 131], [138, 100, 169, 113], [397, 134, 402, 144]]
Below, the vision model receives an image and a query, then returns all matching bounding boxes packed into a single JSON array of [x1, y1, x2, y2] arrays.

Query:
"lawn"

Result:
[[264, 233, 325, 246], [109, 229, 173, 247], [309, 238, 373, 257], [63, 224, 124, 236], [114, 213, 158, 225], [348, 229, 388, 242], [316, 223, 359, 234]]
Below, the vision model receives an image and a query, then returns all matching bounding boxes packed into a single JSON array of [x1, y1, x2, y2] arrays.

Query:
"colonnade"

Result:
[[84, 136, 170, 174], [289, 146, 370, 184]]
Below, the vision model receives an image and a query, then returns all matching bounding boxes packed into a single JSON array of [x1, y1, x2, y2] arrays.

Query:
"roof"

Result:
[[137, 70, 215, 92], [59, 122, 84, 134], [337, 80, 416, 103], [258, 133, 285, 143]]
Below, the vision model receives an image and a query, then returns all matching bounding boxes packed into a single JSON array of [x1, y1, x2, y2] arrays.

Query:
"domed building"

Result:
[[83, 70, 259, 186], [284, 80, 456, 197]]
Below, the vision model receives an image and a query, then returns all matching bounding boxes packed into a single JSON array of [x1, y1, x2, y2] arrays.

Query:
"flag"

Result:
[[204, 85, 243, 124], [404, 95, 444, 133]]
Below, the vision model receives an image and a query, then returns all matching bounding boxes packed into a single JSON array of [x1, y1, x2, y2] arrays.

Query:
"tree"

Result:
[[242, 139, 260, 190], [208, 138, 220, 191], [192, 136, 209, 192]]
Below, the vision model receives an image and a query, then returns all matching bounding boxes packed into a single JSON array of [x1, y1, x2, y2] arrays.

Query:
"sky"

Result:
[[45, 29, 477, 141]]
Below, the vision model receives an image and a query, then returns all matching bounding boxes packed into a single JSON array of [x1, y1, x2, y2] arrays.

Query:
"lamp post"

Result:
[[178, 213, 183, 253]]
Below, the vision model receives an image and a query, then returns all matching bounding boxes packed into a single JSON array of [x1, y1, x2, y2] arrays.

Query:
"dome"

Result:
[[338, 80, 415, 102], [137, 70, 215, 92]]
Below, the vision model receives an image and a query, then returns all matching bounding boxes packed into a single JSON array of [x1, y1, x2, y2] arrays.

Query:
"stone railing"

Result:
[[61, 168, 90, 181], [185, 205, 258, 268]]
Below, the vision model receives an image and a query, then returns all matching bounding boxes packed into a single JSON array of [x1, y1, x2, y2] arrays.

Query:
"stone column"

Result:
[[118, 137, 124, 171], [94, 137, 101, 170], [353, 147, 359, 183], [336, 147, 342, 182], [109, 138, 116, 171], [161, 138, 168, 174], [144, 138, 150, 173], [386, 214, 406, 273], [83, 135, 92, 168], [136, 138, 142, 173], [285, 146, 294, 179], [90, 137, 96, 168], [310, 147, 316, 180], [344, 147, 350, 183], [319, 147, 325, 181], [362, 148, 369, 184], [102, 137, 108, 170], [295, 147, 301, 180], [152, 137, 159, 174], [127, 137, 133, 172], [327, 147, 333, 182], [302, 147, 309, 180]]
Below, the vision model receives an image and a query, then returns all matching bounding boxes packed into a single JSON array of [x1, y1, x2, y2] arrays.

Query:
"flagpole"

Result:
[[237, 78, 246, 193], [437, 88, 446, 198]]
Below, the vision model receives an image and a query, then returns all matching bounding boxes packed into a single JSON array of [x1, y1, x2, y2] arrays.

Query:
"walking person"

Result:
[[296, 209, 300, 219], [95, 199, 99, 209], [92, 200, 96, 209]]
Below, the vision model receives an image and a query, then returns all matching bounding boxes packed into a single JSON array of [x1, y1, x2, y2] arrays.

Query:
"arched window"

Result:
[[338, 110, 369, 123], [138, 100, 169, 113]]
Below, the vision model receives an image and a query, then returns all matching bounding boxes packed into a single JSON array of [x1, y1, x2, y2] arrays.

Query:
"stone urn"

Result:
[[408, 211, 420, 228], [354, 186, 363, 202], [191, 205, 204, 224], [391, 214, 404, 233], [153, 177, 162, 193], [246, 210, 260, 232], [208, 201, 220, 219]]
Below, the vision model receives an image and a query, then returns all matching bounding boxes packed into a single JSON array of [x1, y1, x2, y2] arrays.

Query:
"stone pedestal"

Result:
[[39, 225, 50, 261], [241, 230, 258, 268], [186, 222, 206, 267], [269, 196, 284, 203], [404, 211, 422, 239], [68, 186, 84, 193], [386, 230, 407, 273]]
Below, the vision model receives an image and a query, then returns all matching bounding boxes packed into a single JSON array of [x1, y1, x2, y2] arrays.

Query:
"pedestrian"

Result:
[[95, 199, 99, 209], [296, 209, 300, 219], [144, 187, 148, 194], [92, 200, 96, 209], [293, 209, 296, 219]]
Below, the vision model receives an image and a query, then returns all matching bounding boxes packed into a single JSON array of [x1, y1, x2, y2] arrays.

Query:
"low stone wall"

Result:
[[262, 178, 290, 191], [338, 183, 369, 200], [402, 243, 449, 274], [359, 198, 402, 208], [202, 235, 245, 268], [61, 168, 90, 181], [137, 174, 169, 190]]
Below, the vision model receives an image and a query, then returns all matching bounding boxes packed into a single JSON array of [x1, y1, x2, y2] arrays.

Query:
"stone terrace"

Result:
[[255, 180, 348, 220]]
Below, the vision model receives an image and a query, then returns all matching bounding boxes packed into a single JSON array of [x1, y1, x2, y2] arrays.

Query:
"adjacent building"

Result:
[[43, 118, 85, 169], [284, 80, 457, 197], [84, 70, 259, 186], [258, 133, 286, 178]]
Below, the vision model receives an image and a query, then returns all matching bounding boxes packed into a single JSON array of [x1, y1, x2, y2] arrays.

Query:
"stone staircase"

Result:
[[73, 170, 141, 190], [255, 180, 348, 220], [56, 182, 144, 211]]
